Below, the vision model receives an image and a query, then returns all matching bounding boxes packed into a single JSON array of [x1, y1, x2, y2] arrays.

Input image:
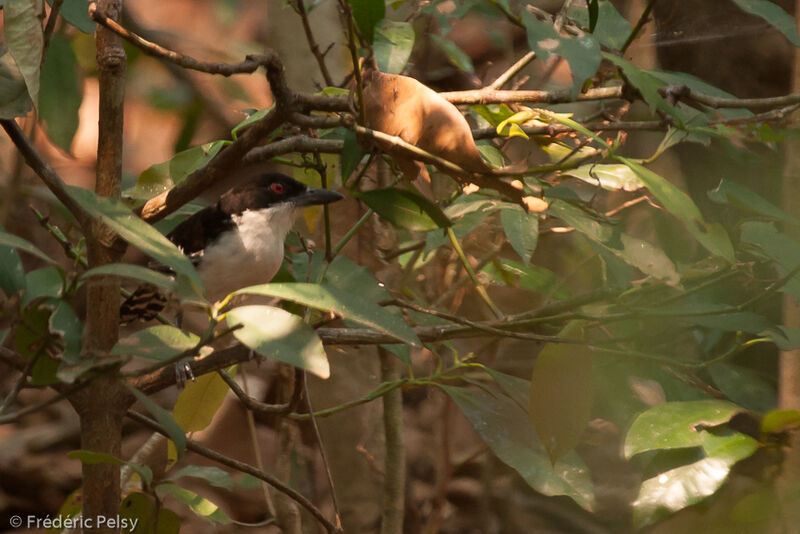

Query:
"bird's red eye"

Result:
[[271, 183, 285, 194]]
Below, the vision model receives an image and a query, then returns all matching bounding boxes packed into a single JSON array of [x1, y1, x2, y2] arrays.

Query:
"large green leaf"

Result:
[[500, 205, 538, 266], [226, 305, 329, 378], [0, 47, 33, 118], [125, 141, 226, 202], [39, 34, 82, 151], [633, 457, 731, 528], [562, 164, 644, 192], [441, 385, 595, 510], [374, 19, 415, 74], [732, 0, 800, 46], [235, 282, 420, 346], [21, 267, 64, 307], [617, 158, 735, 263], [549, 200, 680, 284], [347, 0, 385, 43], [568, 0, 631, 49], [112, 325, 200, 361], [0, 229, 57, 264], [624, 400, 740, 458], [709, 179, 800, 225], [48, 0, 95, 33], [167, 465, 235, 491], [603, 53, 678, 118], [66, 186, 203, 288], [4, 0, 43, 108], [81, 263, 175, 292], [740, 221, 800, 297], [529, 321, 594, 464], [357, 187, 451, 232], [522, 10, 601, 97]]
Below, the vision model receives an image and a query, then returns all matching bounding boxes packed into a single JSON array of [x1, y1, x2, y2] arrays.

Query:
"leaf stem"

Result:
[[446, 227, 503, 318]]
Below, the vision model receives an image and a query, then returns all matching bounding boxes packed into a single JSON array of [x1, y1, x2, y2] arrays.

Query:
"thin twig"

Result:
[[218, 367, 303, 414], [0, 120, 90, 229], [378, 347, 405, 534], [293, 0, 335, 86], [42, 0, 64, 61], [446, 227, 503, 318], [621, 0, 659, 54], [489, 51, 536, 90], [438, 85, 623, 105], [126, 410, 342, 534]]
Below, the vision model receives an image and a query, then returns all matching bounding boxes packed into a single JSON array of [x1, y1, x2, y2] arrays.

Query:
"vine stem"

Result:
[[446, 227, 503, 318]]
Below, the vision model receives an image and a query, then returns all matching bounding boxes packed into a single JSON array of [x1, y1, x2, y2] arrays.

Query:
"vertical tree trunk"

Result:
[[72, 0, 129, 532]]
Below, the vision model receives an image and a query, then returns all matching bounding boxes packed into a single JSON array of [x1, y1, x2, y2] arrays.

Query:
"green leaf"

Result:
[[430, 34, 475, 74], [48, 299, 82, 364], [740, 221, 800, 297], [112, 326, 200, 361], [230, 106, 273, 139], [701, 430, 758, 465], [562, 164, 644, 192], [66, 186, 203, 288], [4, 0, 43, 108], [0, 229, 57, 264], [482, 258, 569, 299], [617, 158, 735, 263], [603, 53, 679, 118], [500, 205, 538, 266], [125, 141, 226, 201], [0, 47, 33, 118], [761, 409, 800, 433], [441, 385, 595, 510], [125, 384, 187, 458], [476, 144, 505, 168], [764, 325, 800, 350], [39, 34, 82, 151], [22, 267, 63, 307], [708, 363, 776, 413], [732, 0, 800, 46], [588, 0, 599, 31], [530, 321, 594, 464], [522, 11, 601, 97], [68, 450, 153, 488], [173, 369, 234, 433], [624, 400, 740, 458], [226, 305, 329, 378], [548, 200, 680, 284], [15, 306, 60, 385], [709, 179, 800, 226], [633, 457, 731, 528], [235, 283, 420, 346], [156, 484, 231, 524], [120, 492, 181, 534], [594, 1, 630, 49], [482, 367, 530, 412], [49, 0, 95, 33], [347, 0, 385, 43], [81, 263, 175, 292], [0, 224, 26, 295], [374, 19, 415, 74], [167, 465, 235, 491], [471, 104, 515, 127], [357, 187, 452, 232]]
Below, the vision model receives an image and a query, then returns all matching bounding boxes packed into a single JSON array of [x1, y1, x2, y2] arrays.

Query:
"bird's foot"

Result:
[[175, 360, 196, 388]]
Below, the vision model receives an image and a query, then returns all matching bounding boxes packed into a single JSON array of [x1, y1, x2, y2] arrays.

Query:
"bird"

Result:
[[120, 172, 344, 321]]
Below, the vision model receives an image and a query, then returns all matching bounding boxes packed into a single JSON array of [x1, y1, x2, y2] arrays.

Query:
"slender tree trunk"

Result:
[[71, 0, 129, 531]]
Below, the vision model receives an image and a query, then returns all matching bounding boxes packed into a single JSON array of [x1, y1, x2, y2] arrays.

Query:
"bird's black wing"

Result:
[[166, 203, 235, 258]]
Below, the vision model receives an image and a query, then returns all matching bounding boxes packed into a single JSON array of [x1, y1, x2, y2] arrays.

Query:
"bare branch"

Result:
[[217, 368, 303, 415], [243, 136, 343, 164], [0, 119, 90, 229], [489, 51, 536, 90], [126, 410, 342, 534], [293, 0, 335, 86], [438, 85, 624, 105]]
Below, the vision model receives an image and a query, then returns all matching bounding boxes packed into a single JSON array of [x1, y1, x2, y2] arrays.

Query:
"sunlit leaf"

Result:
[[441, 384, 595, 510], [761, 409, 800, 433], [156, 484, 231, 524], [374, 19, 415, 74], [120, 493, 181, 534], [226, 305, 329, 378], [357, 187, 452, 232], [562, 164, 645, 192], [235, 282, 420, 346], [172, 366, 235, 433], [624, 400, 740, 458]]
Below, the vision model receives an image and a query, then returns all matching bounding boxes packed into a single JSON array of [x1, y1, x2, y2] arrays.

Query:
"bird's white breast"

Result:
[[197, 205, 296, 302]]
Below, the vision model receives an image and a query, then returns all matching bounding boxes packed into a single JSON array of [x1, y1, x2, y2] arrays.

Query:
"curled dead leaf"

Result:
[[522, 196, 549, 213]]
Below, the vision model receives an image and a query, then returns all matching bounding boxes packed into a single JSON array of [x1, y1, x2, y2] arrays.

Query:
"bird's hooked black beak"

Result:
[[293, 187, 344, 207]]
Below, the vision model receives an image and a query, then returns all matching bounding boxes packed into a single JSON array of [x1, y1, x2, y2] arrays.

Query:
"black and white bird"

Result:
[[121, 173, 344, 321]]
